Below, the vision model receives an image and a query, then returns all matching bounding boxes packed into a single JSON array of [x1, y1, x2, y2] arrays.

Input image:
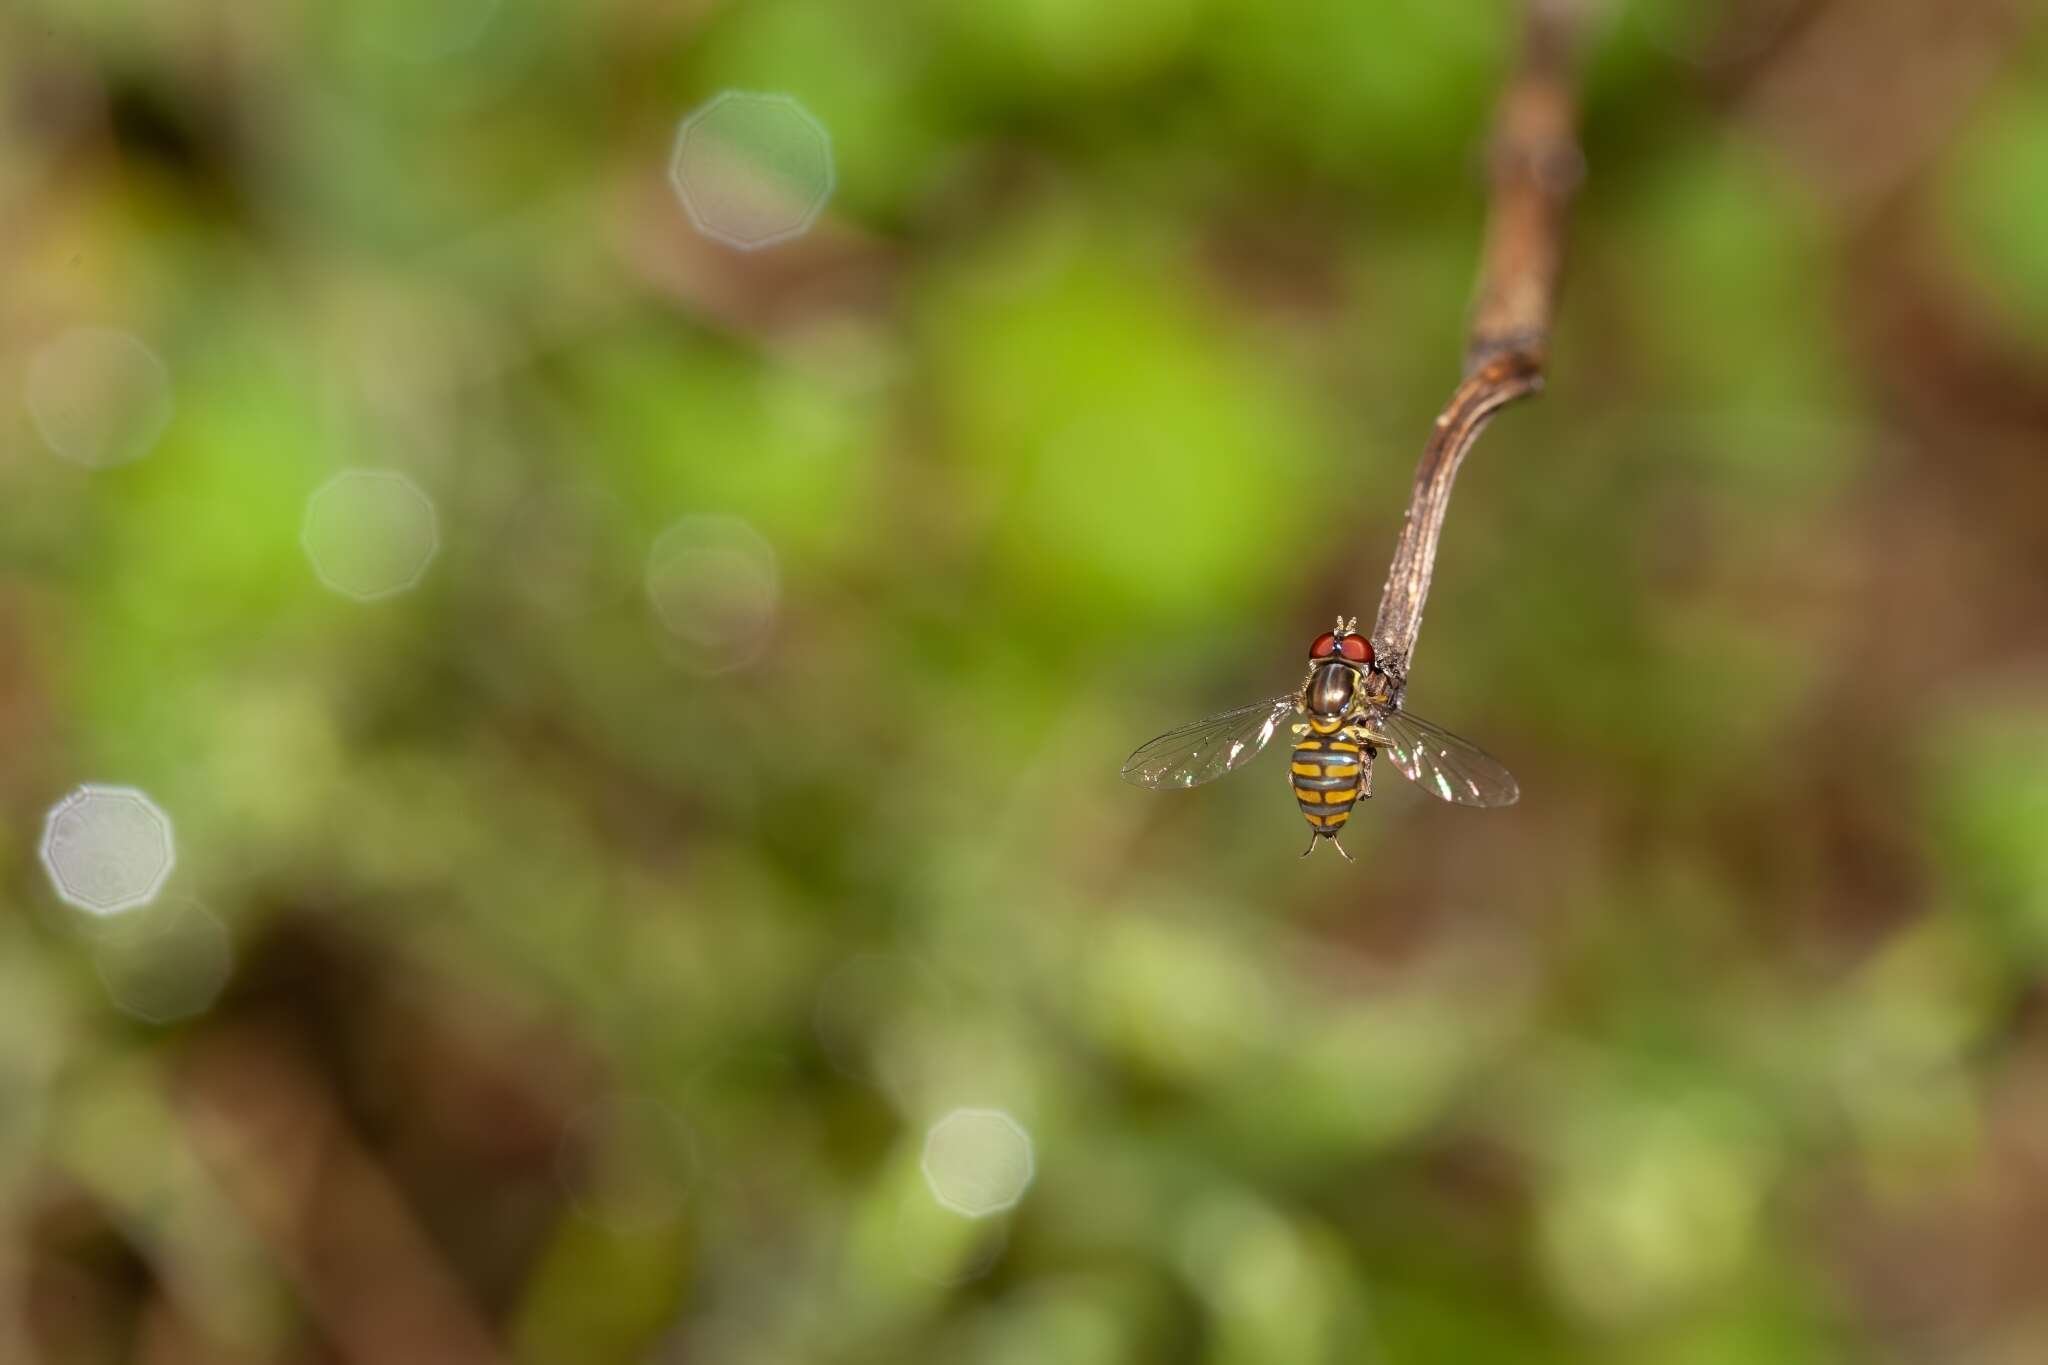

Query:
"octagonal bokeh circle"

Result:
[[301, 469, 441, 601], [24, 327, 174, 469], [669, 91, 835, 251], [93, 899, 235, 1024], [644, 515, 780, 674], [920, 1108, 1036, 1218], [39, 785, 177, 917]]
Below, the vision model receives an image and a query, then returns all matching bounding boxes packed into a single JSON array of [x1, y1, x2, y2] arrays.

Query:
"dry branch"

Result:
[[1371, 0, 1586, 679]]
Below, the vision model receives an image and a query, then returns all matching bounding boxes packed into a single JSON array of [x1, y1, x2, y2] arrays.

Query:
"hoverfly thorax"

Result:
[[1307, 660, 1356, 716]]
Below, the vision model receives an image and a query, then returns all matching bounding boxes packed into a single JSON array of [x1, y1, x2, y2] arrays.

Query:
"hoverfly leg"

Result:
[[1299, 831, 1319, 858], [1330, 836, 1355, 863], [1340, 724, 1379, 800]]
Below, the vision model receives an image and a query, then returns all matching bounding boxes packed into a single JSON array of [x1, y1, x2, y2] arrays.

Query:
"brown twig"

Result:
[[1371, 0, 1585, 679]]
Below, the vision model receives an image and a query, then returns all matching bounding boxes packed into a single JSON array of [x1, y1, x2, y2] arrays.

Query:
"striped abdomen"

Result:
[[1290, 723, 1362, 835]]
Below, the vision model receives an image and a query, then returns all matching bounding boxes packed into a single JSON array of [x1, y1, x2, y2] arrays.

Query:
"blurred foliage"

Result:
[[4, 0, 2048, 1362]]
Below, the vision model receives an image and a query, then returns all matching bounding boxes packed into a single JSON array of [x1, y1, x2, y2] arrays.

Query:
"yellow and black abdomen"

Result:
[[1290, 720, 1363, 836]]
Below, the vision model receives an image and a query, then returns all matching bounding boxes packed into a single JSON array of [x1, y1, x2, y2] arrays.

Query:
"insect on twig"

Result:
[[1120, 0, 1586, 857]]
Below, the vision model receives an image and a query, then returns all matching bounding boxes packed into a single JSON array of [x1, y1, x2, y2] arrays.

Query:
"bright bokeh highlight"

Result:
[[920, 1108, 1035, 1218], [39, 785, 176, 917]]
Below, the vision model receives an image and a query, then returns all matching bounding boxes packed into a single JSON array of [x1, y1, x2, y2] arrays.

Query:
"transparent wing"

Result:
[[1375, 708, 1520, 808], [1120, 695, 1297, 790]]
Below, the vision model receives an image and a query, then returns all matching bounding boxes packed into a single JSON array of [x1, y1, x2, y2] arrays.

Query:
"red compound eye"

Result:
[[1338, 634, 1373, 664], [1309, 631, 1338, 659]]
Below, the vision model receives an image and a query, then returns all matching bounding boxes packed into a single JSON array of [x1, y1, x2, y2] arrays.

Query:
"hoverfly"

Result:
[[1120, 617, 1518, 859]]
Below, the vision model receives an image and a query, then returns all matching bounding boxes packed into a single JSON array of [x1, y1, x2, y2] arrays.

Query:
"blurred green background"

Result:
[[6, 0, 2048, 1361]]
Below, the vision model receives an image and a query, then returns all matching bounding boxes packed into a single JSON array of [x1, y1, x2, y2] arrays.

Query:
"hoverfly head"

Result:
[[1308, 618, 1373, 666]]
